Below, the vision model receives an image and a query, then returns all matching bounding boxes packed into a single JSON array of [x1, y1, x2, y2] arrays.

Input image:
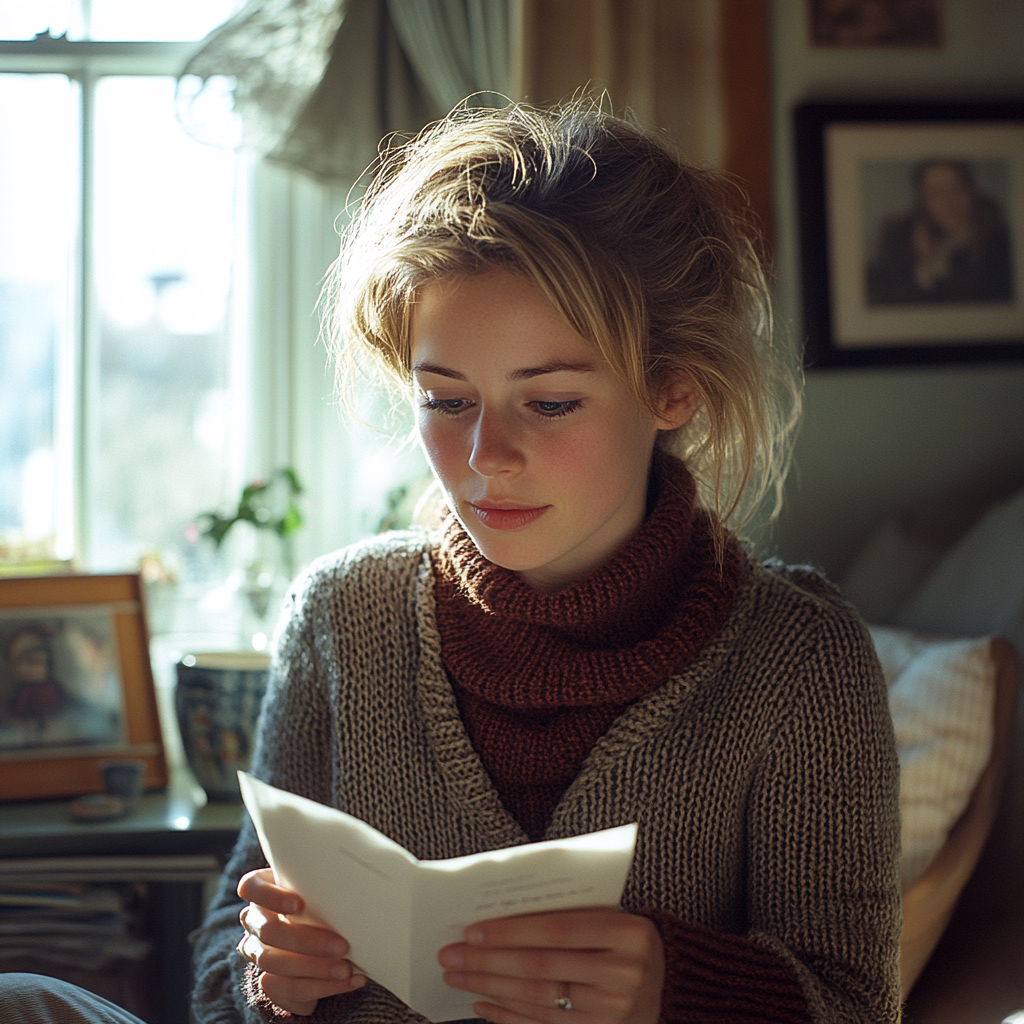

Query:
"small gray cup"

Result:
[[100, 759, 145, 808]]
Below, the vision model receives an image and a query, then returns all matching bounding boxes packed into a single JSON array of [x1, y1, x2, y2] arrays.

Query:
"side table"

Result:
[[0, 780, 243, 1024]]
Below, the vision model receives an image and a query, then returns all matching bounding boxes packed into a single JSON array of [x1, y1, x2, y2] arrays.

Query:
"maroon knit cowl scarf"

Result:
[[432, 452, 744, 839]]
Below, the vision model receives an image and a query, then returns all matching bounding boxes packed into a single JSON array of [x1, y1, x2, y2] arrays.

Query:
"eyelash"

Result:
[[419, 398, 470, 416], [531, 399, 582, 418], [418, 398, 583, 419]]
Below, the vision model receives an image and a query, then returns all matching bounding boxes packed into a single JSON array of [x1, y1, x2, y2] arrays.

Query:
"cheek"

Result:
[[539, 433, 606, 475], [543, 416, 654, 476], [417, 419, 465, 485]]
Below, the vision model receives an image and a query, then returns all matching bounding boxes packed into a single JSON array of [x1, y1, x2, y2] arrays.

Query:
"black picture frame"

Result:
[[795, 100, 1024, 368]]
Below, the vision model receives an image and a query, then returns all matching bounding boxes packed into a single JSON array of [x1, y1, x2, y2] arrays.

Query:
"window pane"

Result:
[[0, 1, 77, 40], [91, 76, 240, 571], [0, 74, 78, 564], [0, 1, 242, 41], [87, 0, 242, 41]]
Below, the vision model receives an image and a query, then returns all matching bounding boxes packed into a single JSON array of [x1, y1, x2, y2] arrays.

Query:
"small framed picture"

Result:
[[795, 100, 1024, 368], [807, 0, 942, 49], [0, 574, 167, 801]]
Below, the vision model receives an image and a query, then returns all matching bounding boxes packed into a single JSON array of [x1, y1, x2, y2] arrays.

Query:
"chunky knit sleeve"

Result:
[[190, 556, 360, 1024], [190, 539, 441, 1024], [633, 563, 900, 1024], [640, 910, 812, 1023], [740, 565, 902, 1022]]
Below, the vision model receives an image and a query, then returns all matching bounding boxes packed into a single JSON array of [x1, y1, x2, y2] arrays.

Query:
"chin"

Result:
[[469, 538, 541, 572], [459, 521, 549, 573]]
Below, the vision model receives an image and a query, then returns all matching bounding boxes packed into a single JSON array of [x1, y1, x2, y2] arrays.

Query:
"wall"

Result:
[[765, 0, 1024, 579]]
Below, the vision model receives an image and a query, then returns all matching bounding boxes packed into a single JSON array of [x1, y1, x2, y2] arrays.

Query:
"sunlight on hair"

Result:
[[321, 96, 802, 540]]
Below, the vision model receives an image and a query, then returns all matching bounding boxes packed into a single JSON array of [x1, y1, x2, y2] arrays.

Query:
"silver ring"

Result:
[[554, 982, 572, 1011]]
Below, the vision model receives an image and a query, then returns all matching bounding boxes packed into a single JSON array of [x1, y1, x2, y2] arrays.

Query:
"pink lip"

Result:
[[471, 503, 548, 531]]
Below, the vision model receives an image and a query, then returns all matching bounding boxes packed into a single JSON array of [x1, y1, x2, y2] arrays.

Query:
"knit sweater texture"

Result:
[[434, 456, 743, 840], [191, 528, 901, 1024]]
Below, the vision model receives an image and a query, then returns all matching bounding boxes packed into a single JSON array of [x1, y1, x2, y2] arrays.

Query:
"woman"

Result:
[[867, 158, 1014, 305], [200, 100, 900, 1024]]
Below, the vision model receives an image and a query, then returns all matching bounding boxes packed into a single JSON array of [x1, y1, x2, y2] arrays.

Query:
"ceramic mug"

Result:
[[175, 652, 270, 801], [100, 759, 145, 808]]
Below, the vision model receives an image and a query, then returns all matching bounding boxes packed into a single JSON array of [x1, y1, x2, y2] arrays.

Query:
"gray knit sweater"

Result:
[[191, 531, 901, 1024]]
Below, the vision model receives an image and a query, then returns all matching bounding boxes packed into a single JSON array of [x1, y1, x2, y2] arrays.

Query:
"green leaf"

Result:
[[277, 505, 303, 537], [198, 514, 234, 548], [279, 467, 304, 495], [195, 467, 304, 547]]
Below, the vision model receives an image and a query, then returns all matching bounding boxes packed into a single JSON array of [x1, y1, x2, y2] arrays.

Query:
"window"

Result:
[[0, 71, 77, 565], [0, 2, 245, 573], [1, 1, 431, 604]]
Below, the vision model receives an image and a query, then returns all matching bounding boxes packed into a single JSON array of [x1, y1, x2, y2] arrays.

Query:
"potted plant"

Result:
[[197, 468, 304, 622]]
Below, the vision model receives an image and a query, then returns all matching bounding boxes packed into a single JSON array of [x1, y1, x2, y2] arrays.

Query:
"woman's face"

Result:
[[920, 164, 975, 234], [410, 269, 693, 591], [10, 634, 49, 683]]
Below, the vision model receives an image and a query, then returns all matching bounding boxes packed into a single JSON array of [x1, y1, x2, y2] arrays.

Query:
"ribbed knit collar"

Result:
[[433, 451, 742, 709]]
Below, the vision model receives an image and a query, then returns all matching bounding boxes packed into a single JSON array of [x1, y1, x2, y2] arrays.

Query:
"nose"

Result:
[[468, 406, 525, 477]]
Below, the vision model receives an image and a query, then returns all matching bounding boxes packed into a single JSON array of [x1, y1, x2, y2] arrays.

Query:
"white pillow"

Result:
[[870, 625, 996, 891]]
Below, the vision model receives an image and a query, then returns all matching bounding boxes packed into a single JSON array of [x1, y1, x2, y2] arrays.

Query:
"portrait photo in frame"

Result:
[[795, 100, 1024, 367], [0, 573, 167, 801]]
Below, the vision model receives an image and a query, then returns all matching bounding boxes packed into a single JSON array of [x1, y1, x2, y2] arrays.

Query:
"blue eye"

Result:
[[531, 400, 583, 418], [420, 397, 471, 416]]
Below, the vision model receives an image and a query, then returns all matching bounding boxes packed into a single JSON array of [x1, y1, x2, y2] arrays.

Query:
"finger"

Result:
[[260, 969, 365, 1017], [465, 909, 650, 955], [470, 996, 581, 1024], [238, 932, 356, 982], [445, 969, 603, 1013], [238, 867, 303, 916], [241, 903, 350, 959], [442, 946, 640, 993]]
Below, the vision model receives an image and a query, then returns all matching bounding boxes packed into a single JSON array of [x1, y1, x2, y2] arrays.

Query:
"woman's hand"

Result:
[[236, 867, 365, 1016], [438, 908, 664, 1024]]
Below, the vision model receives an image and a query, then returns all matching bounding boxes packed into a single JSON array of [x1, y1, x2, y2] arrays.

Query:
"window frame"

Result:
[[0, 35, 230, 567], [2, 33, 427, 579]]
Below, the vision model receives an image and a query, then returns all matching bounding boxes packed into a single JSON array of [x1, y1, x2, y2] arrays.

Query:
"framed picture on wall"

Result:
[[807, 0, 942, 49], [795, 100, 1024, 367], [0, 573, 167, 801]]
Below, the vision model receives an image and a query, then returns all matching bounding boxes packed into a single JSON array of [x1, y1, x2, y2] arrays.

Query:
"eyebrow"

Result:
[[412, 360, 596, 381]]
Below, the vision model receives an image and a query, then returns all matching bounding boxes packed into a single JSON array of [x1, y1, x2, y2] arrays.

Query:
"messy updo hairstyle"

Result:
[[324, 98, 802, 531]]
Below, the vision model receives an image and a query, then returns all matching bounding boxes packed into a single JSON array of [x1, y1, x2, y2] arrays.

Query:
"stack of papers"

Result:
[[0, 882, 148, 971]]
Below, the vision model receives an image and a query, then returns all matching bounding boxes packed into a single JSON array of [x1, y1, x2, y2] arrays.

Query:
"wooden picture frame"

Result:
[[0, 574, 167, 802], [795, 100, 1024, 368]]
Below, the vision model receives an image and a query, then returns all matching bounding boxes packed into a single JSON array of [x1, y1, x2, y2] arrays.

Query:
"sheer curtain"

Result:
[[175, 1, 512, 569], [387, 0, 511, 112], [178, 0, 511, 187]]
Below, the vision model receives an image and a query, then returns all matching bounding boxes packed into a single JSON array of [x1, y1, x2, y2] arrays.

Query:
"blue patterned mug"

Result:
[[175, 652, 270, 801]]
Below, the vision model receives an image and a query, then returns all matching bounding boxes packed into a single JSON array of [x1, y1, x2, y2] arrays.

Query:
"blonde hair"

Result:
[[324, 98, 801, 530]]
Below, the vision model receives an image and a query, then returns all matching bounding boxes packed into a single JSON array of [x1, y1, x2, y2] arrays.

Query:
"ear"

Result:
[[653, 376, 700, 431]]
